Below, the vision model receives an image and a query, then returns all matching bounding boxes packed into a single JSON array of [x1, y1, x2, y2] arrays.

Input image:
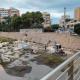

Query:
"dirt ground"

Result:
[[0, 32, 80, 51]]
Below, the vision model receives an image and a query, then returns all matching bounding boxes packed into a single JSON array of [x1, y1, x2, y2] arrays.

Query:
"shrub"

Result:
[[43, 27, 52, 32], [51, 24, 60, 31], [35, 54, 64, 67], [0, 37, 16, 43]]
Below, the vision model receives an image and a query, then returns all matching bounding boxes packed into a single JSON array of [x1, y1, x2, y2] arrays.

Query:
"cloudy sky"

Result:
[[0, 0, 80, 24]]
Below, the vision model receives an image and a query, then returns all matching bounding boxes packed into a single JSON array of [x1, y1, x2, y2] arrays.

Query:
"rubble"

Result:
[[0, 40, 31, 63]]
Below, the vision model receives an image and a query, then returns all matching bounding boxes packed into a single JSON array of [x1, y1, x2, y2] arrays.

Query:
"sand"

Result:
[[0, 32, 80, 51]]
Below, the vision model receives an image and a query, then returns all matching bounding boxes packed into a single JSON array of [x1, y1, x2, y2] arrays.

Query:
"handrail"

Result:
[[40, 51, 80, 80]]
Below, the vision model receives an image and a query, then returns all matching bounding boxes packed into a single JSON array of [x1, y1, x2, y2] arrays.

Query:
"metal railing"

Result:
[[40, 51, 80, 80]]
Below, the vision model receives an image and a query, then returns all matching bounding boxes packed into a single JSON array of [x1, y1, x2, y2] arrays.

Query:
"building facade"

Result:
[[74, 7, 80, 21], [0, 8, 9, 17], [0, 7, 20, 22], [42, 12, 51, 29], [65, 7, 80, 30], [0, 8, 9, 22], [59, 15, 70, 28], [8, 7, 20, 17]]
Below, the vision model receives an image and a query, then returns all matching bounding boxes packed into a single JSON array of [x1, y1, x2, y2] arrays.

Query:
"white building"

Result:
[[0, 8, 9, 22], [59, 15, 70, 28], [67, 20, 80, 30], [0, 7, 20, 22], [8, 7, 20, 17], [42, 12, 51, 29], [60, 17, 80, 31], [0, 8, 9, 17]]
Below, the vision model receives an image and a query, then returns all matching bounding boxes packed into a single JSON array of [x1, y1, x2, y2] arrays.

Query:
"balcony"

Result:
[[40, 51, 80, 80]]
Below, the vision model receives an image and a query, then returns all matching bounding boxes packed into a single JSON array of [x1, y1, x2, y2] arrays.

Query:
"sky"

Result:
[[0, 0, 80, 24]]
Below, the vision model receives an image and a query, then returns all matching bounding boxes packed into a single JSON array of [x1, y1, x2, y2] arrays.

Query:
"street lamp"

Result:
[[64, 7, 66, 31]]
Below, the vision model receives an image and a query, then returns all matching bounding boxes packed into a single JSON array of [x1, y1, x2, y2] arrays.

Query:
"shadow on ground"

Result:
[[5, 66, 32, 77], [1, 61, 32, 77]]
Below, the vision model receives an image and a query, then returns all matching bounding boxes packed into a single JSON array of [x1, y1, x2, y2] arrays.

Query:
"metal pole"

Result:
[[64, 7, 66, 31], [40, 52, 80, 80]]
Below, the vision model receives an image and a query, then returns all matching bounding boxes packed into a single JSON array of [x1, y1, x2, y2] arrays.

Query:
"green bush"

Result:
[[51, 24, 60, 31], [35, 54, 64, 67], [43, 27, 52, 32], [0, 37, 16, 43]]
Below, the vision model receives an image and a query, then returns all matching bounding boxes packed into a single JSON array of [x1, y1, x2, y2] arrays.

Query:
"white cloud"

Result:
[[0, 0, 76, 23], [51, 12, 63, 18], [43, 10, 64, 18]]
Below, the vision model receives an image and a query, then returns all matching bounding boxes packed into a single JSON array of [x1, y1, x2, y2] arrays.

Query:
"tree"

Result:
[[3, 16, 12, 32], [21, 11, 44, 28], [43, 27, 52, 32], [0, 11, 44, 32], [11, 15, 22, 31], [74, 23, 80, 35], [0, 22, 7, 32], [43, 24, 60, 32], [51, 24, 60, 31], [32, 11, 44, 26], [0, 22, 3, 31], [65, 19, 71, 22], [21, 12, 32, 28]]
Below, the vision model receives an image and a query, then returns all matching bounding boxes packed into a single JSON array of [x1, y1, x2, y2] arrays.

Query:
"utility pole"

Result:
[[64, 7, 66, 30]]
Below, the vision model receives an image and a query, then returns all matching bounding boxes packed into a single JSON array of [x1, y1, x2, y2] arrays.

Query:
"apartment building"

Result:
[[65, 7, 80, 30], [42, 12, 51, 29], [74, 7, 80, 21], [0, 8, 9, 22], [8, 7, 20, 17], [59, 15, 70, 28], [0, 8, 9, 17], [0, 7, 20, 22]]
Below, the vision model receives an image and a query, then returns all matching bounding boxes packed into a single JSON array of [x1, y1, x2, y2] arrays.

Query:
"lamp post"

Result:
[[64, 7, 66, 31]]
